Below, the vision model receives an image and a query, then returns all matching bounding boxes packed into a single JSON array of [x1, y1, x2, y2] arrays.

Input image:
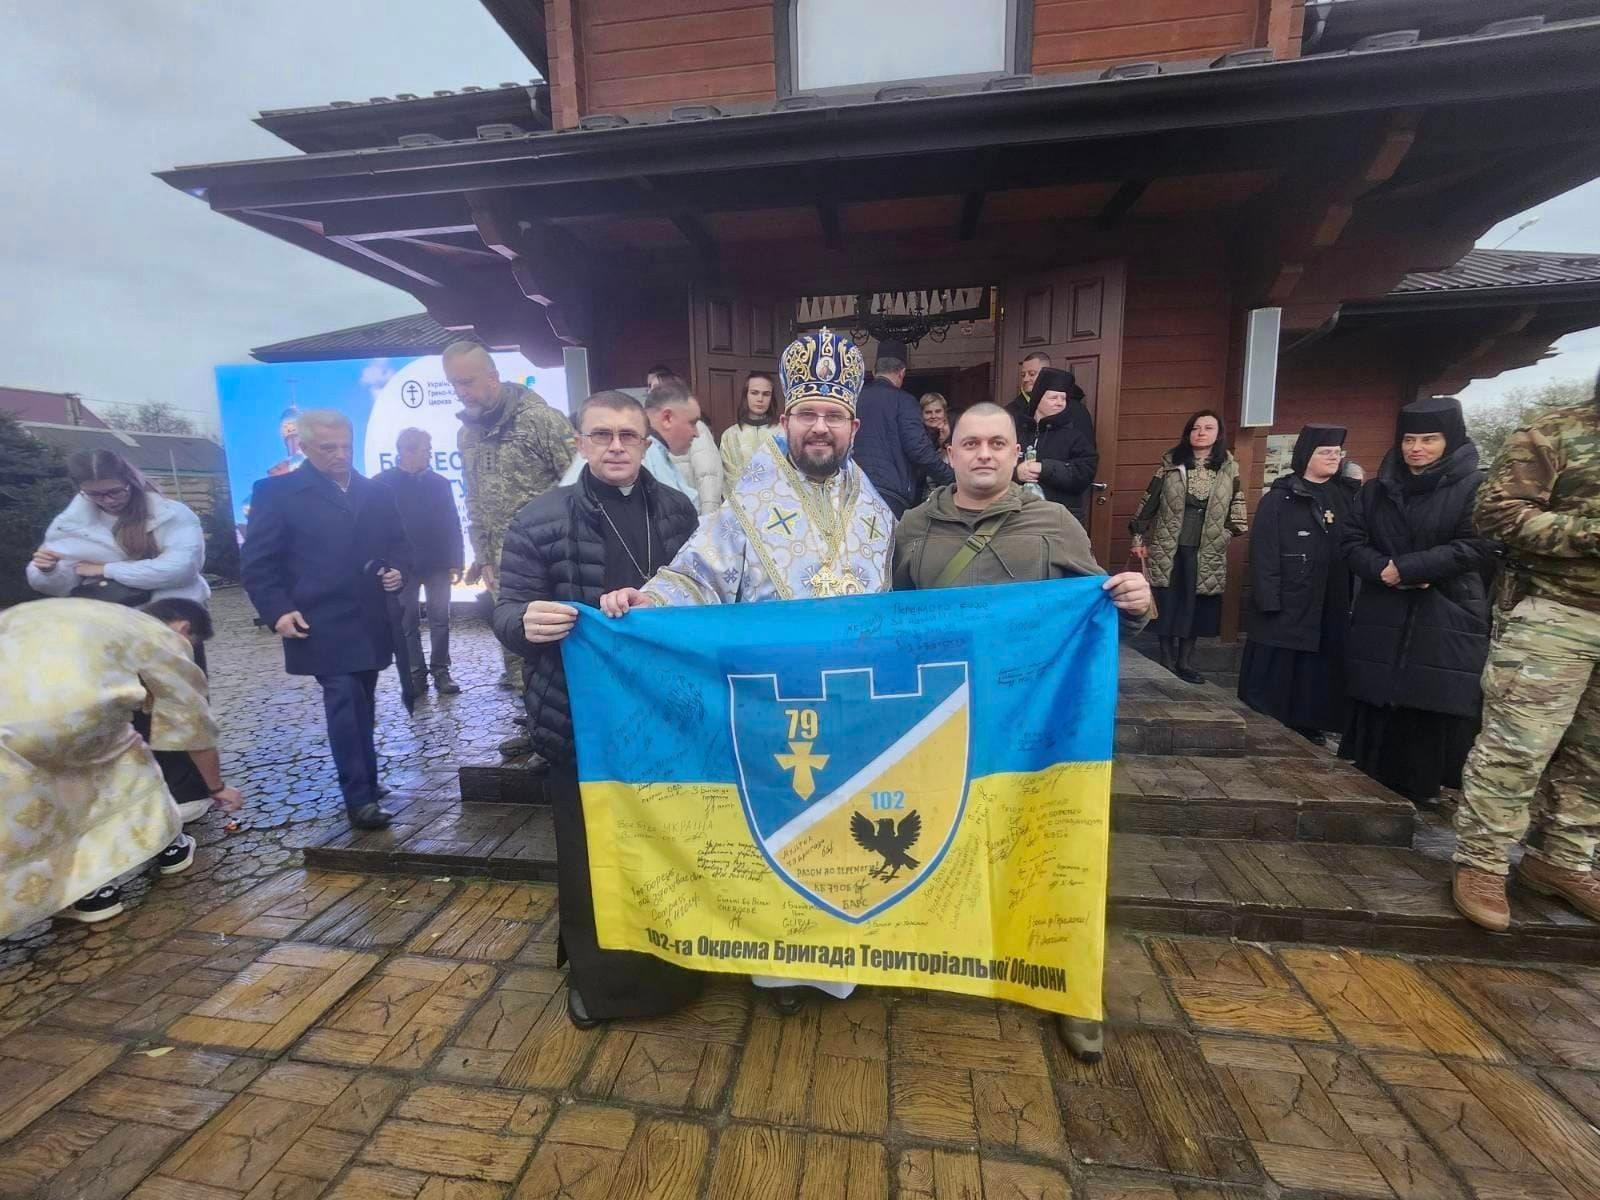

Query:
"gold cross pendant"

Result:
[[807, 563, 866, 598]]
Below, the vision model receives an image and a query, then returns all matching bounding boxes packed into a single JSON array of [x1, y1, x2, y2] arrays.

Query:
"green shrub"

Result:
[[0, 414, 74, 609]]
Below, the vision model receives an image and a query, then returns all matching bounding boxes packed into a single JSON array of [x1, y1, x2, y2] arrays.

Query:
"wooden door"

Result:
[[689, 285, 793, 434], [948, 362, 992, 416], [996, 261, 1126, 563]]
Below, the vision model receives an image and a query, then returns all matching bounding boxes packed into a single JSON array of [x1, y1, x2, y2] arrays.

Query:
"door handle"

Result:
[[1093, 482, 1110, 506]]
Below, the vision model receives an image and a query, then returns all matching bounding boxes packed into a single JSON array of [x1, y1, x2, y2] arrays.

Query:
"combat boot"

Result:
[[1515, 855, 1600, 923], [1452, 865, 1510, 932], [432, 667, 462, 695]]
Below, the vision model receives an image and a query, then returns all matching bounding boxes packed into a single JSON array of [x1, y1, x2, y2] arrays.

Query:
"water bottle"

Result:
[[1021, 445, 1045, 499]]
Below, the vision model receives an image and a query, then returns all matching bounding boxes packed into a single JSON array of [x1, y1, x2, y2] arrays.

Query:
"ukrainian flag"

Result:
[[563, 575, 1118, 1018]]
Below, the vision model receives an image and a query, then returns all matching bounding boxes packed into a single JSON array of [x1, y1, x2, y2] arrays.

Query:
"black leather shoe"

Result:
[[772, 986, 806, 1016], [1175, 666, 1205, 685], [349, 804, 394, 830], [567, 986, 601, 1030], [432, 669, 462, 696]]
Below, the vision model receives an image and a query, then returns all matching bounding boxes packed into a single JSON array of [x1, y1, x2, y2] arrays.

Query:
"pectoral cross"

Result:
[[806, 563, 866, 598], [775, 741, 829, 801]]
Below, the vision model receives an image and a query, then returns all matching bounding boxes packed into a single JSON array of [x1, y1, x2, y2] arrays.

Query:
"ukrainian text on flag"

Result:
[[563, 577, 1118, 1018]]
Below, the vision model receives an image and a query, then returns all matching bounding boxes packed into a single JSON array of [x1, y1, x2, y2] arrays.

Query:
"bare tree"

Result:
[[1467, 376, 1592, 466], [103, 400, 196, 436]]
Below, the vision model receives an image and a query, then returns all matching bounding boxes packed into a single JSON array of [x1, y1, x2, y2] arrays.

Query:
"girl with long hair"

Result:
[[28, 449, 209, 605]]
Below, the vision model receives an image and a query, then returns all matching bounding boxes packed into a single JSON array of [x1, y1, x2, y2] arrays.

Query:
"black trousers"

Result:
[[317, 670, 380, 815], [548, 764, 705, 1019], [400, 569, 453, 671]]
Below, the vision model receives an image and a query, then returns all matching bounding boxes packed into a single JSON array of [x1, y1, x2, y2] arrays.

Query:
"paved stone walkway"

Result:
[[0, 589, 519, 1029], [6, 592, 1600, 1198], [6, 866, 1600, 1199]]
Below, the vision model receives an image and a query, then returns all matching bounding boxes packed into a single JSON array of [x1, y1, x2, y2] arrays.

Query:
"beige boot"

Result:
[[1515, 855, 1600, 923], [1056, 1016, 1103, 1063], [1452, 865, 1510, 932]]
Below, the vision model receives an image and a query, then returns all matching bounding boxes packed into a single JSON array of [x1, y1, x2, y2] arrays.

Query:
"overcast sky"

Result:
[[1457, 178, 1600, 410], [1, 3, 533, 434], [2, 6, 1595, 433]]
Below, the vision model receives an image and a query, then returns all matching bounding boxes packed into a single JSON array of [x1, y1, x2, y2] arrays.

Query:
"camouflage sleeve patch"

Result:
[[1474, 423, 1587, 557]]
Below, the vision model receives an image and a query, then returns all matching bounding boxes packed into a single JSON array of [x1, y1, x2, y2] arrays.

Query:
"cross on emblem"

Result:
[[767, 507, 799, 535], [775, 740, 829, 801]]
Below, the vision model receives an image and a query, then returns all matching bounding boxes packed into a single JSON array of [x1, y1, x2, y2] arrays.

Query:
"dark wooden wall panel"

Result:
[[576, 0, 775, 121], [1109, 241, 1234, 570], [1033, 0, 1260, 75]]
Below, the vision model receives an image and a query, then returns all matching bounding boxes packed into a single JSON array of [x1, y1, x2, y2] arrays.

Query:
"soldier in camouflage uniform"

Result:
[[447, 342, 575, 753], [1452, 375, 1600, 932]]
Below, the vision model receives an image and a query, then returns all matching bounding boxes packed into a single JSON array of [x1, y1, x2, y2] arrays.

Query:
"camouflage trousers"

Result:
[[1455, 597, 1600, 874], [482, 540, 523, 690]]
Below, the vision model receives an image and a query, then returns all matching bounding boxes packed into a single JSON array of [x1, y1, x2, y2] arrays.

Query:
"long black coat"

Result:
[[1247, 473, 1351, 652], [374, 467, 463, 576], [1029, 401, 1098, 525], [493, 469, 698, 763], [853, 377, 952, 514], [241, 464, 412, 676], [1340, 445, 1498, 717]]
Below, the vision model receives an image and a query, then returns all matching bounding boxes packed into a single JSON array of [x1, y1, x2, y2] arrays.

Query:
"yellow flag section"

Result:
[[562, 577, 1120, 1020], [583, 763, 1109, 1017]]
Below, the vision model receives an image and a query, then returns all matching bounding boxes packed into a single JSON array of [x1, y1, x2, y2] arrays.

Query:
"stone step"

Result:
[[1112, 753, 1414, 846], [306, 793, 557, 881], [1110, 832, 1600, 966], [303, 796, 1600, 964], [449, 750, 1412, 846], [1114, 700, 1246, 756]]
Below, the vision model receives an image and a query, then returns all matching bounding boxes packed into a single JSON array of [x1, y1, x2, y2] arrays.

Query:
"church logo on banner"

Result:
[[729, 662, 970, 922]]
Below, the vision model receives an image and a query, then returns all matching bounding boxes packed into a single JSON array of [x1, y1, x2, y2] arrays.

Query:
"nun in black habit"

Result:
[[1336, 397, 1498, 806], [1238, 425, 1354, 744]]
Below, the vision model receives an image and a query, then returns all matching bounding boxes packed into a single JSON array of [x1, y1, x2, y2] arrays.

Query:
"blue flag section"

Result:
[[563, 576, 1119, 1018]]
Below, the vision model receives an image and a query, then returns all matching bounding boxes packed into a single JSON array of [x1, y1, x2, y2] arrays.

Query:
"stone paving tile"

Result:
[[6, 593, 1600, 1196], [3, 869, 1600, 1198], [0, 589, 518, 1035]]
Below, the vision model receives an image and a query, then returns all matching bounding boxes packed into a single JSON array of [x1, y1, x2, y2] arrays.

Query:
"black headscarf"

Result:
[[1029, 367, 1083, 411], [1394, 396, 1471, 493], [1396, 396, 1468, 455], [1291, 424, 1347, 475]]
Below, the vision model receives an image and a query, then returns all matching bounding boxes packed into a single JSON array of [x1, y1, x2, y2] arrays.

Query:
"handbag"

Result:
[[70, 576, 153, 607]]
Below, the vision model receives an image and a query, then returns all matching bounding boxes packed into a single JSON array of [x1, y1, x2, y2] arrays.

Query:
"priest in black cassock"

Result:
[[1237, 425, 1355, 745], [492, 390, 705, 1028]]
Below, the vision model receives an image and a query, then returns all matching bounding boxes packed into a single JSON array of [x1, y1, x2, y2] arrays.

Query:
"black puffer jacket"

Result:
[[1027, 400, 1098, 526], [1247, 473, 1352, 652], [1340, 444, 1498, 716], [492, 469, 698, 763]]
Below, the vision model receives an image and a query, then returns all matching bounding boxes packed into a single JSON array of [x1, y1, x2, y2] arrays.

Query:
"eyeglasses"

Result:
[[787, 410, 852, 430], [81, 485, 130, 501], [583, 428, 644, 448]]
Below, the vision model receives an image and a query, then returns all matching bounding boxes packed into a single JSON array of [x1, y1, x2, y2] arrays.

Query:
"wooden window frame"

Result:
[[773, 0, 1034, 97]]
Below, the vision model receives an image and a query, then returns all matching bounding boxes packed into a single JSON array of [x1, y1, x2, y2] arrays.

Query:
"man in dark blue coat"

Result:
[[241, 409, 411, 830], [851, 340, 952, 517], [376, 428, 465, 696]]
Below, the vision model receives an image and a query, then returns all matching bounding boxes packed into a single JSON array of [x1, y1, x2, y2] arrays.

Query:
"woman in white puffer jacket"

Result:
[[27, 450, 210, 606]]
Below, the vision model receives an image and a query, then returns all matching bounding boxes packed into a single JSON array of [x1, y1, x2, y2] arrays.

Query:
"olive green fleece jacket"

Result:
[[892, 484, 1149, 632]]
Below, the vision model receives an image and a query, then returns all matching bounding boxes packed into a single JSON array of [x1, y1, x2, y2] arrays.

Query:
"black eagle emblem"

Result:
[[851, 811, 922, 882]]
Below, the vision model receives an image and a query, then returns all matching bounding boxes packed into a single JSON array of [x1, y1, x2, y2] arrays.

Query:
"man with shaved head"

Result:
[[447, 341, 575, 754], [893, 400, 1150, 1065]]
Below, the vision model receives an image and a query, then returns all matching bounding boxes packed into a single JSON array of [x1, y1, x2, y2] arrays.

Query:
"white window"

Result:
[[793, 0, 1014, 92]]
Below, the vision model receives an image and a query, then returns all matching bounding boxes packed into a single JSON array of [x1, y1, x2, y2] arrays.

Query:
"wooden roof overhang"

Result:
[[159, 19, 1600, 366], [1291, 272, 1600, 395]]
